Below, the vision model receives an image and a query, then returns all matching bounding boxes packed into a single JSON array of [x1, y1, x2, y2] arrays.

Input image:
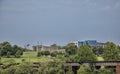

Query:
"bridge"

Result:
[[33, 61, 120, 74], [66, 61, 120, 74]]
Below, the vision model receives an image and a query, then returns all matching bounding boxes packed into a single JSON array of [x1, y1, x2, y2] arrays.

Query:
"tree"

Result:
[[0, 42, 24, 57], [57, 69, 65, 74], [15, 50, 23, 58], [14, 63, 32, 74], [64, 43, 77, 55], [76, 45, 97, 62], [92, 47, 104, 56], [0, 42, 12, 56], [6, 51, 11, 58], [37, 51, 50, 57], [50, 52, 57, 57], [38, 67, 44, 74], [66, 70, 74, 74], [103, 42, 120, 61], [77, 65, 94, 74], [4, 66, 16, 74], [97, 68, 115, 74]]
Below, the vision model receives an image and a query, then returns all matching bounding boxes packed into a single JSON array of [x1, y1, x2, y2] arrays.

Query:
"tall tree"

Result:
[[76, 45, 97, 62], [0, 42, 24, 57], [77, 65, 95, 74], [0, 41, 12, 56], [103, 42, 120, 61], [64, 43, 77, 55]]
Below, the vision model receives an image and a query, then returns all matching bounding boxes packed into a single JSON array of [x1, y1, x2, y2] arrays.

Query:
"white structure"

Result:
[[69, 41, 79, 47]]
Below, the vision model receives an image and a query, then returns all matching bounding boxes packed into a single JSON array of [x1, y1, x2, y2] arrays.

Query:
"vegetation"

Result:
[[0, 41, 119, 74], [64, 43, 77, 55], [77, 65, 115, 74], [0, 42, 25, 58], [103, 42, 120, 61], [76, 45, 97, 62]]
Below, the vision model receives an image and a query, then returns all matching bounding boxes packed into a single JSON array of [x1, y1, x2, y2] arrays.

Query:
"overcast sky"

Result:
[[0, 0, 120, 47]]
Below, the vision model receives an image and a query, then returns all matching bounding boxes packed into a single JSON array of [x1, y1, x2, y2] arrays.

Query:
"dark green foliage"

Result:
[[14, 63, 32, 74], [0, 42, 12, 56], [92, 46, 104, 56], [64, 43, 77, 55], [0, 41, 118, 74], [37, 51, 50, 57], [97, 68, 115, 74], [66, 70, 74, 74], [103, 42, 120, 61], [4, 66, 16, 74], [0, 42, 24, 58], [77, 65, 115, 74], [76, 45, 97, 62], [77, 65, 93, 74], [15, 50, 23, 58], [37, 61, 65, 74], [50, 52, 57, 57]]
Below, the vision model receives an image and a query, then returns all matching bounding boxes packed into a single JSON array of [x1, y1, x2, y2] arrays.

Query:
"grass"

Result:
[[0, 51, 104, 63], [21, 51, 37, 58], [97, 56, 104, 61], [1, 52, 53, 63]]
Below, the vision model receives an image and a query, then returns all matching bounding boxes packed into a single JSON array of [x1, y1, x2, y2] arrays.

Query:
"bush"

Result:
[[50, 52, 57, 57], [37, 51, 50, 57]]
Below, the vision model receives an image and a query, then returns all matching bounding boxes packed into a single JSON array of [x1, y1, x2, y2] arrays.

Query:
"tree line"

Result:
[[0, 41, 25, 58], [0, 41, 120, 74]]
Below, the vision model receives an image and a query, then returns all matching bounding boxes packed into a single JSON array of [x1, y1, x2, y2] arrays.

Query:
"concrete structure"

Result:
[[33, 61, 120, 74], [33, 45, 65, 53], [66, 61, 120, 74], [71, 40, 105, 48]]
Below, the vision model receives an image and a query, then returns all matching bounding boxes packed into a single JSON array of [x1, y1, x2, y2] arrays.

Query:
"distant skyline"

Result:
[[0, 0, 120, 48]]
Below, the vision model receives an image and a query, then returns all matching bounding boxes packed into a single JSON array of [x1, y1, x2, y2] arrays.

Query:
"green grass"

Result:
[[21, 51, 37, 58], [97, 56, 104, 61], [1, 52, 53, 63], [0, 51, 104, 63]]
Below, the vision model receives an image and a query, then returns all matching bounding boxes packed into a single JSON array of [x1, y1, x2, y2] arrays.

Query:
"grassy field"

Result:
[[1, 51, 104, 63], [1, 52, 53, 63]]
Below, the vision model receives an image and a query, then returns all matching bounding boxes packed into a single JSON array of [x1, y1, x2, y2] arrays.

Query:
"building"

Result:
[[33, 45, 65, 53], [71, 40, 105, 48]]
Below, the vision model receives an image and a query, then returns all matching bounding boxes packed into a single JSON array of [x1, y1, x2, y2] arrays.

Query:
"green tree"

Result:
[[4, 66, 16, 74], [92, 46, 104, 56], [57, 69, 65, 74], [97, 68, 115, 74], [37, 51, 50, 57], [50, 52, 57, 57], [15, 63, 32, 74], [76, 45, 97, 62], [77, 64, 98, 74], [0, 57, 1, 63], [103, 42, 120, 61], [0, 42, 12, 56], [38, 67, 44, 74], [64, 43, 77, 55], [15, 50, 22, 58], [6, 51, 11, 58], [66, 70, 74, 74], [0, 42, 24, 57], [77, 65, 91, 74]]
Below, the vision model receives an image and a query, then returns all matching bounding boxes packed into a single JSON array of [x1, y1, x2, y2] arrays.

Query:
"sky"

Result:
[[0, 0, 120, 48]]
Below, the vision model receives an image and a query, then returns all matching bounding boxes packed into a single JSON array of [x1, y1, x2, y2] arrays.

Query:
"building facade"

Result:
[[33, 45, 65, 53], [71, 40, 105, 48]]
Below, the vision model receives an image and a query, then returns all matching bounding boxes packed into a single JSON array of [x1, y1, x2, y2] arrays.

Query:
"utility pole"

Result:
[[37, 41, 39, 52]]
